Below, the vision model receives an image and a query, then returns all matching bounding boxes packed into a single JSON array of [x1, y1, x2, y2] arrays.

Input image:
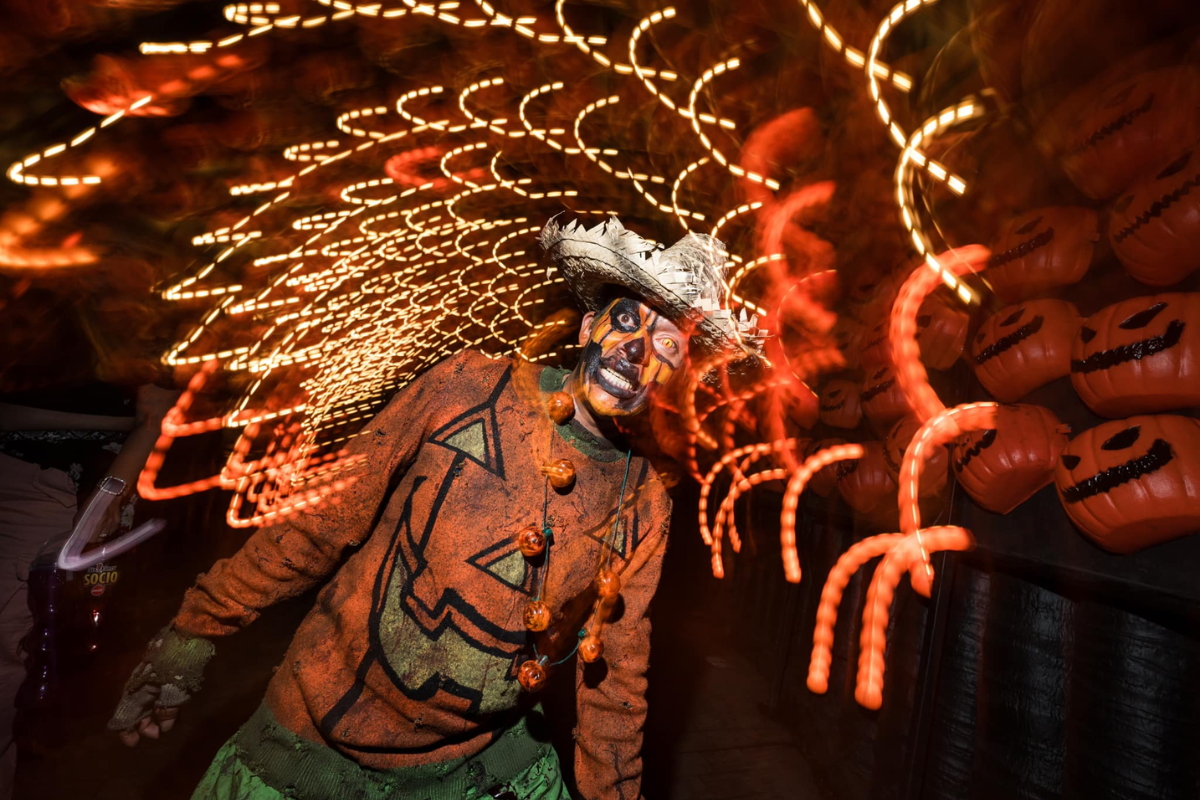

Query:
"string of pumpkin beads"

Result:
[[515, 389, 630, 692]]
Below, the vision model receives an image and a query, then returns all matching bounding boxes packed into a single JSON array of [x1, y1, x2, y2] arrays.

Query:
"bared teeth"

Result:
[[601, 367, 634, 391]]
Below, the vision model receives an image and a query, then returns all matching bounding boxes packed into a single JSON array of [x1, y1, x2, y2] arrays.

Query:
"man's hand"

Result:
[[107, 627, 214, 746]]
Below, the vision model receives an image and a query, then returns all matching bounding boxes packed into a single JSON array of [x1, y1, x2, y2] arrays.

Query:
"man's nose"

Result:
[[621, 336, 646, 364]]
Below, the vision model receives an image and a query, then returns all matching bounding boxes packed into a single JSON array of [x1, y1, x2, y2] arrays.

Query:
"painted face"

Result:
[[572, 297, 685, 417], [1110, 146, 1200, 286], [971, 298, 1081, 403], [983, 206, 1098, 302]]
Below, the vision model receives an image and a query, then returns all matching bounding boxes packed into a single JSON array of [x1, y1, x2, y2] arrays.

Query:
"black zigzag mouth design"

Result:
[[1070, 320, 1185, 373], [1113, 173, 1200, 244], [820, 400, 846, 412], [987, 229, 1055, 268], [1060, 438, 1174, 503], [861, 378, 895, 403], [974, 315, 1045, 364], [954, 428, 997, 471], [1067, 93, 1155, 156]]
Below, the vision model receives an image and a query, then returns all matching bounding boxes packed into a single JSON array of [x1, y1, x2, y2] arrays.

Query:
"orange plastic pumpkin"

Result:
[[806, 438, 846, 498], [952, 404, 1069, 514], [983, 206, 1098, 302], [1110, 143, 1200, 287], [836, 441, 897, 516], [861, 364, 912, 431], [1054, 415, 1200, 553], [883, 415, 949, 497], [1070, 292, 1200, 417], [1057, 66, 1200, 200], [818, 379, 863, 429], [971, 298, 1082, 402], [916, 295, 970, 371]]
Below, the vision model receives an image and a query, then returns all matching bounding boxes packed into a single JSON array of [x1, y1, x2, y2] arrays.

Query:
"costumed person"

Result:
[[106, 217, 763, 800]]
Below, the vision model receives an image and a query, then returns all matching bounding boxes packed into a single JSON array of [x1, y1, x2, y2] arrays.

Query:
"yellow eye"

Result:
[[661, 337, 677, 351]]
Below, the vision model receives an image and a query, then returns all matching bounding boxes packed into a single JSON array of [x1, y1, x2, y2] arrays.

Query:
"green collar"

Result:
[[538, 366, 624, 462]]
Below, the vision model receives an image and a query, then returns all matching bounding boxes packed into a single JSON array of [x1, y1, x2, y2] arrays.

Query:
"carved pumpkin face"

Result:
[[916, 295, 970, 371], [805, 438, 846, 498], [861, 364, 912, 431], [1110, 144, 1200, 287], [1070, 292, 1200, 417], [983, 206, 1099, 303], [831, 316, 866, 370], [952, 404, 1068, 514], [882, 415, 950, 497], [1054, 414, 1200, 553], [971, 298, 1082, 402], [818, 379, 863, 429], [836, 440, 897, 516], [1059, 66, 1200, 200]]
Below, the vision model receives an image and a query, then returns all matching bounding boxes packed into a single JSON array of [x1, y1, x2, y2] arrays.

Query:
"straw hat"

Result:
[[538, 216, 766, 355]]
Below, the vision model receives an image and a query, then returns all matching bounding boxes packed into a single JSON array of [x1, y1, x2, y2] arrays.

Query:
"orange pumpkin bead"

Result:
[[579, 635, 604, 663], [523, 600, 551, 632], [595, 568, 621, 601], [540, 459, 576, 490], [515, 524, 546, 558], [546, 391, 575, 424], [517, 658, 548, 692]]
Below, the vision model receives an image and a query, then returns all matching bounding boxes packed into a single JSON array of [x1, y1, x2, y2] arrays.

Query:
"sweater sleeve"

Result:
[[172, 351, 473, 639], [573, 483, 672, 800]]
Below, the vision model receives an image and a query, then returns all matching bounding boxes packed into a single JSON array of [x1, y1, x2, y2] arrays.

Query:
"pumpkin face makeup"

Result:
[[818, 379, 862, 429], [1070, 292, 1200, 417], [1110, 143, 1200, 287], [1054, 415, 1200, 553], [836, 440, 897, 516], [952, 404, 1068, 514], [983, 206, 1098, 302], [1058, 66, 1200, 200], [972, 298, 1082, 402], [572, 297, 686, 417]]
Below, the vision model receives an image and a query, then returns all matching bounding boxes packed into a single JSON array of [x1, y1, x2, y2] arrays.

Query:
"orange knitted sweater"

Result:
[[172, 350, 672, 800]]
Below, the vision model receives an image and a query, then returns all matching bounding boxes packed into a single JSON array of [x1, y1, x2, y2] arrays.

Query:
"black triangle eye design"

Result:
[[1104, 83, 1136, 108], [1000, 307, 1025, 327], [1101, 425, 1141, 451], [1118, 302, 1167, 330], [1080, 326, 1097, 343], [1155, 150, 1192, 181], [872, 367, 888, 380], [858, 281, 876, 293], [1014, 215, 1044, 235], [916, 314, 931, 328], [1060, 454, 1081, 470], [828, 388, 842, 399], [975, 330, 987, 344], [1112, 194, 1134, 213]]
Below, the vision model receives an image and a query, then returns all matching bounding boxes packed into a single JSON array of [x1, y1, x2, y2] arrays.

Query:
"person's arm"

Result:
[[172, 354, 465, 637], [574, 486, 672, 800], [109, 352, 468, 744]]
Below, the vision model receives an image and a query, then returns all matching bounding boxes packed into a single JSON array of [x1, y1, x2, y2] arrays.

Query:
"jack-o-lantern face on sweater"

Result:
[[1110, 144, 1200, 287], [952, 404, 1068, 514], [818, 378, 862, 429], [883, 415, 949, 497], [1058, 66, 1200, 200], [861, 364, 912, 430], [1054, 415, 1200, 553], [983, 206, 1098, 302], [971, 299, 1082, 402], [1070, 292, 1199, 417]]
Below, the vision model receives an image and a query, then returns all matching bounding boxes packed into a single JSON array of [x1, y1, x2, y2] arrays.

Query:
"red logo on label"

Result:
[[91, 585, 105, 597]]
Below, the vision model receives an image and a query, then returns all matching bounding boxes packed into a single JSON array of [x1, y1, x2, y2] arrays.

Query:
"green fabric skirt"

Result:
[[192, 703, 571, 800]]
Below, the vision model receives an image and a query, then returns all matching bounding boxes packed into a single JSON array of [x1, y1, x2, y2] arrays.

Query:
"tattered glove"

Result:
[[107, 625, 215, 747]]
